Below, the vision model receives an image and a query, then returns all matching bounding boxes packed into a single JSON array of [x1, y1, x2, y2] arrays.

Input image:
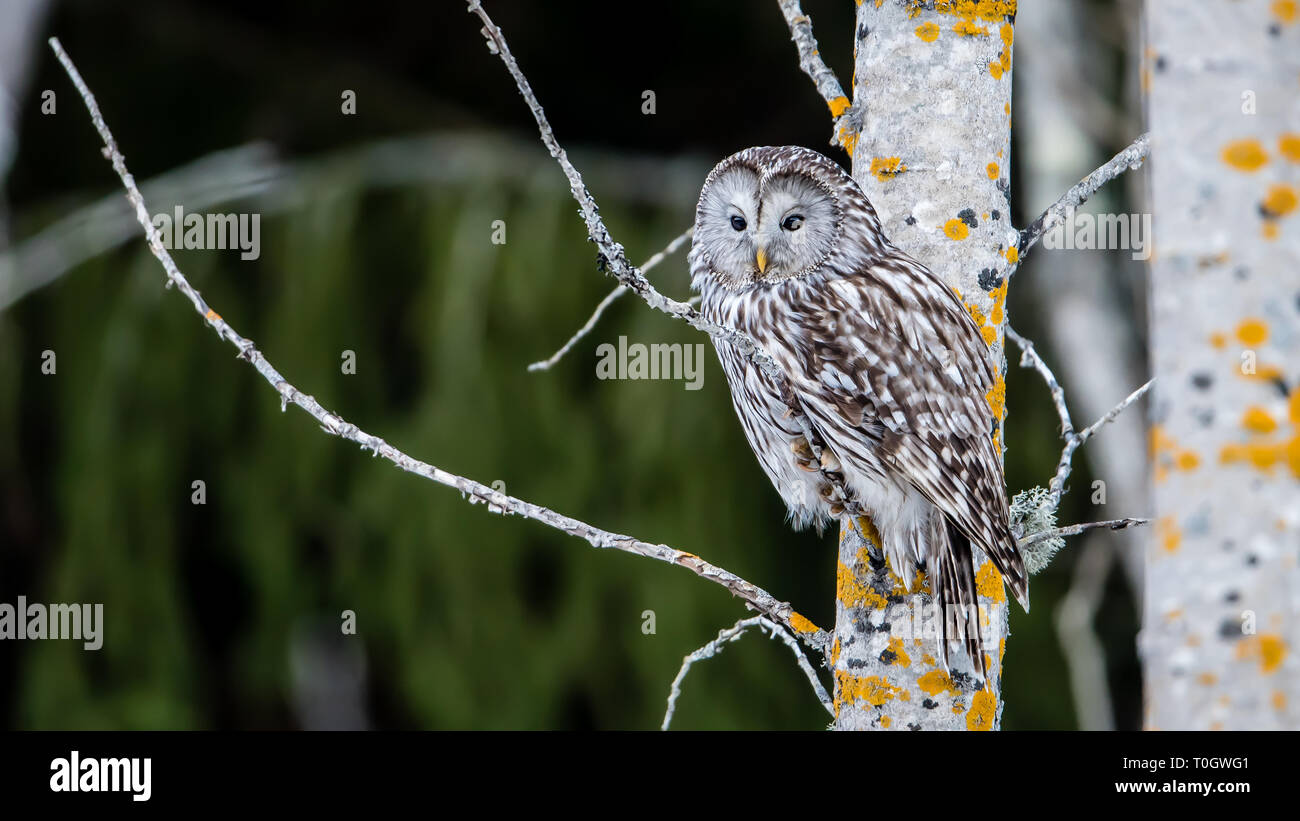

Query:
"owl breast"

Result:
[[700, 274, 897, 533]]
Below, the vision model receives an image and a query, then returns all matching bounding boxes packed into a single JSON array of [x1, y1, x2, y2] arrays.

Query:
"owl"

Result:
[[688, 145, 1028, 681]]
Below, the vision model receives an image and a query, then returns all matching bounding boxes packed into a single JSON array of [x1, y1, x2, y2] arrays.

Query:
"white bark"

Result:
[[1143, 0, 1300, 730], [832, 0, 1019, 731]]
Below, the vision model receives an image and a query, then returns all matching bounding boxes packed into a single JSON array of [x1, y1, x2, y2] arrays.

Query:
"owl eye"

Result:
[[729, 215, 747, 231], [782, 215, 805, 231]]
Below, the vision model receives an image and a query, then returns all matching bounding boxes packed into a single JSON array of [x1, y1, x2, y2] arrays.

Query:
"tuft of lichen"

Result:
[[1010, 486, 1064, 575]]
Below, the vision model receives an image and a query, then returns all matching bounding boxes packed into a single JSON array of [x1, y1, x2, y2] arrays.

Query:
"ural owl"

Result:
[[688, 145, 1028, 680]]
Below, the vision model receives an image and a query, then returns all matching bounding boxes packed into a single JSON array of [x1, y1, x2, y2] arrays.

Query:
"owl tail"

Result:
[[932, 521, 990, 685]]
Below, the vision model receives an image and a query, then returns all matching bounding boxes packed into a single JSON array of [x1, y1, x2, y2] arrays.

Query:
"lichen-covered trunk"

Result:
[[1142, 1, 1300, 730], [832, 0, 1019, 730]]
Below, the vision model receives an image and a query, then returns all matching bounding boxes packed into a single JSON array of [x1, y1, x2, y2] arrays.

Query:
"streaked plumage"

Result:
[[688, 145, 1028, 681]]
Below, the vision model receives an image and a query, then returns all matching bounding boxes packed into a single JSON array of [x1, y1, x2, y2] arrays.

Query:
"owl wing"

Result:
[[781, 254, 1029, 609]]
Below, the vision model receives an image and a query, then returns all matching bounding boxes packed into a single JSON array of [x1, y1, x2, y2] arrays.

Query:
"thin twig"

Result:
[[1018, 517, 1149, 550], [776, 0, 854, 151], [1006, 325, 1154, 511], [1005, 326, 1073, 436], [48, 35, 830, 655], [1017, 132, 1151, 260], [527, 227, 693, 372], [468, 1, 860, 516], [662, 616, 834, 730], [1048, 379, 1154, 508]]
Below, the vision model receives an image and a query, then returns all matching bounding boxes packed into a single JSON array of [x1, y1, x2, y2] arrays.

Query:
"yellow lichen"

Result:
[[953, 19, 989, 36], [975, 561, 1006, 603], [789, 611, 821, 634], [1176, 450, 1200, 471], [836, 672, 902, 709], [880, 715, 892, 728], [1280, 133, 1300, 163], [828, 95, 851, 118], [887, 637, 911, 667], [988, 280, 1007, 324], [915, 22, 940, 42], [1273, 0, 1297, 22], [985, 372, 1006, 424], [917, 670, 961, 697], [986, 162, 999, 179], [1243, 406, 1278, 434], [1262, 184, 1298, 217], [870, 156, 908, 181], [944, 218, 969, 240], [838, 560, 890, 610], [1158, 516, 1181, 553], [1222, 139, 1269, 172], [966, 689, 997, 730], [1236, 634, 1287, 674], [1237, 318, 1269, 346]]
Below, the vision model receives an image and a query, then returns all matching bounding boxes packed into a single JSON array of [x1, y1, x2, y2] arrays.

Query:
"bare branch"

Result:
[[1017, 132, 1151, 260], [776, 0, 854, 151], [1005, 326, 1074, 436], [48, 35, 831, 655], [1048, 378, 1154, 509], [527, 227, 693, 373], [662, 616, 834, 730], [1018, 517, 1149, 551], [1006, 325, 1153, 511]]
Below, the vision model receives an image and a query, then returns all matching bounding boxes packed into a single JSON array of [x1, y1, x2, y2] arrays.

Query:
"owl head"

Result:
[[689, 145, 883, 291]]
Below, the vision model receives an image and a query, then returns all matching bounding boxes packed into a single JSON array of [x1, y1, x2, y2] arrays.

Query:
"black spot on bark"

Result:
[[1246, 554, 1259, 566], [905, 214, 917, 226], [1191, 372, 1213, 390], [908, 722, 922, 731], [957, 208, 978, 228], [922, 698, 938, 710], [1155, 55, 1167, 71], [991, 209, 1001, 221], [979, 268, 1003, 291], [879, 649, 898, 664], [1269, 23, 1282, 37], [858, 23, 870, 40], [1219, 619, 1242, 639], [951, 671, 978, 690], [1224, 590, 1240, 604]]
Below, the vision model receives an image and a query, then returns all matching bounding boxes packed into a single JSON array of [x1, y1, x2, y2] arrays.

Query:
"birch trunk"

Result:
[[1143, 0, 1300, 730], [832, 0, 1018, 730]]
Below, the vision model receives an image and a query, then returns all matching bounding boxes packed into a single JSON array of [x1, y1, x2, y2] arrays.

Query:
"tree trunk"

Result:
[[832, 0, 1018, 731], [1143, 0, 1300, 730]]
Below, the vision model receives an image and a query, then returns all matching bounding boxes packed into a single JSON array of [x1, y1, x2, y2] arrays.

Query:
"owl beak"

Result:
[[755, 247, 769, 274]]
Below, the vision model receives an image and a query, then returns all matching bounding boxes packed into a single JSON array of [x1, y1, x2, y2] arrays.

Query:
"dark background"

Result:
[[0, 0, 1143, 729]]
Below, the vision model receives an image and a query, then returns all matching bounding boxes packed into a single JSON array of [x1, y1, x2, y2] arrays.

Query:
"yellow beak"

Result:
[[755, 247, 768, 274]]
